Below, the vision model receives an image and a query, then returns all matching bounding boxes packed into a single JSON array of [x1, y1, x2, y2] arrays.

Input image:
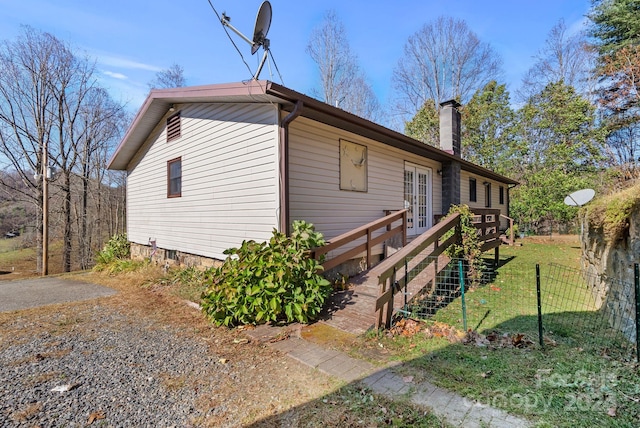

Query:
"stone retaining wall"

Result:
[[581, 209, 640, 341], [130, 243, 221, 269]]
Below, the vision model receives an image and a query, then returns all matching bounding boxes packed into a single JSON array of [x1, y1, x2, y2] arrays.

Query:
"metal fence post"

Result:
[[536, 264, 544, 348], [635, 263, 639, 363], [404, 258, 408, 313], [459, 260, 467, 331]]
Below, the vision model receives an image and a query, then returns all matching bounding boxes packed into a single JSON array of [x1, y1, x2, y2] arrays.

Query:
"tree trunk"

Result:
[[62, 173, 72, 272]]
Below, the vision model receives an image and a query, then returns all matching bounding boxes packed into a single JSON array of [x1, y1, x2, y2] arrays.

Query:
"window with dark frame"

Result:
[[499, 186, 505, 205], [167, 112, 181, 142], [167, 157, 182, 198], [485, 182, 492, 207], [469, 178, 477, 202]]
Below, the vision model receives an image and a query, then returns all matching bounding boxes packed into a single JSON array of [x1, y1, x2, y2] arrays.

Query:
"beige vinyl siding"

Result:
[[460, 169, 509, 229], [288, 116, 442, 255], [126, 102, 280, 260]]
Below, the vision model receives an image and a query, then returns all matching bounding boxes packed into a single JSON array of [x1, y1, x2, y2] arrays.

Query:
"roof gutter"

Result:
[[279, 100, 303, 234]]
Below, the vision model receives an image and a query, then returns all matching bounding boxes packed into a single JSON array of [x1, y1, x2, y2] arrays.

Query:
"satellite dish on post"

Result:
[[564, 188, 595, 207], [564, 188, 595, 237], [220, 1, 273, 80]]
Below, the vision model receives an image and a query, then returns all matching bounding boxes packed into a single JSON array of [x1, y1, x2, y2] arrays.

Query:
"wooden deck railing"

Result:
[[470, 208, 502, 253], [370, 212, 461, 329], [500, 214, 515, 245], [312, 209, 407, 272], [370, 208, 505, 329]]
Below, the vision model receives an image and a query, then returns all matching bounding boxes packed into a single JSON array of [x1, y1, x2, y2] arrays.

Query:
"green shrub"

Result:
[[200, 221, 332, 327], [94, 233, 130, 267], [95, 258, 148, 274]]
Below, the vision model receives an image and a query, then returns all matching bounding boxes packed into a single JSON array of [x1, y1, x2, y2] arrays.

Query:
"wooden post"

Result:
[[402, 210, 407, 247], [366, 228, 372, 269], [42, 141, 49, 276]]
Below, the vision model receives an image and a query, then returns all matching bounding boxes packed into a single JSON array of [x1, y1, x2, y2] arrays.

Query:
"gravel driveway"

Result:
[[0, 277, 336, 427], [0, 277, 116, 312], [1, 307, 217, 427]]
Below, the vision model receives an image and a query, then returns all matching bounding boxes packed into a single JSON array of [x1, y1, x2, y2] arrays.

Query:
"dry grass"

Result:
[[159, 372, 187, 391], [23, 371, 63, 387], [10, 402, 42, 423], [0, 255, 447, 427], [584, 182, 640, 242], [0, 237, 68, 280], [0, 267, 345, 427]]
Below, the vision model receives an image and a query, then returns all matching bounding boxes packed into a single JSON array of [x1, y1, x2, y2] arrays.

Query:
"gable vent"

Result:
[[167, 112, 181, 142]]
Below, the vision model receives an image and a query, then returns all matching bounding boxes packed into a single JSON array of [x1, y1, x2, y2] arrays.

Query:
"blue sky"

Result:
[[0, 0, 592, 113]]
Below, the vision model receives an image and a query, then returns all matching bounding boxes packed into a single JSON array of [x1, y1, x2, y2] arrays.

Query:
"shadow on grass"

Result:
[[245, 242, 638, 427], [242, 309, 638, 428]]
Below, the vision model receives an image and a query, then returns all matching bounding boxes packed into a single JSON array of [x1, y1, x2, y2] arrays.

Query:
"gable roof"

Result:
[[108, 80, 517, 185]]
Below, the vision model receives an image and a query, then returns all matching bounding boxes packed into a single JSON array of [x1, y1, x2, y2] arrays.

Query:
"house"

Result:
[[108, 80, 517, 268]]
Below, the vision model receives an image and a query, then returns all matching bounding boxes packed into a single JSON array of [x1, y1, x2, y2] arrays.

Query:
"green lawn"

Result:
[[100, 235, 640, 427], [374, 237, 640, 427]]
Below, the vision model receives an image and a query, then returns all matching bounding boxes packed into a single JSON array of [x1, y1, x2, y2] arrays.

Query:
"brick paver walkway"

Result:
[[245, 323, 531, 428]]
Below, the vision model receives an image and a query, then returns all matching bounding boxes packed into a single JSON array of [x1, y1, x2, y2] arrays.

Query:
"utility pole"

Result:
[[42, 139, 49, 276]]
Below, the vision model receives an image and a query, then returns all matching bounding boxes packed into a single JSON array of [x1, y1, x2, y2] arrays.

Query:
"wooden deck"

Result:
[[316, 208, 504, 334], [317, 243, 448, 335]]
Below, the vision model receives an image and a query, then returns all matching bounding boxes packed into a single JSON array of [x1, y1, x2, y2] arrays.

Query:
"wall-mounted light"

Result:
[[169, 104, 175, 112], [437, 169, 442, 176]]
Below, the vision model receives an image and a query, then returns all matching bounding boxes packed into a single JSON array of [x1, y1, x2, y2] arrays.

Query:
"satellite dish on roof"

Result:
[[251, 1, 272, 55], [220, 1, 273, 80], [564, 188, 595, 207]]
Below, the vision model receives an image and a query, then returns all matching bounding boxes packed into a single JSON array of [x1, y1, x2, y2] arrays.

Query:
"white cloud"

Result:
[[103, 71, 128, 80], [96, 53, 162, 72]]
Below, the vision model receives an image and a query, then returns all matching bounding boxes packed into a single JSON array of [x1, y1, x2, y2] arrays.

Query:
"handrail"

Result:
[[500, 214, 515, 245], [372, 208, 504, 329], [371, 212, 461, 329], [472, 209, 502, 252], [312, 209, 407, 272]]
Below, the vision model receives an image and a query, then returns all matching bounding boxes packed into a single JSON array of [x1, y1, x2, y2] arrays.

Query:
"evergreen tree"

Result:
[[512, 81, 605, 232], [404, 100, 439, 146], [461, 81, 517, 174]]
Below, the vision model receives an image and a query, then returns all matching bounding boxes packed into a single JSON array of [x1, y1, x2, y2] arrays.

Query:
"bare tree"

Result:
[[518, 19, 595, 101], [0, 27, 63, 273], [72, 88, 127, 269], [392, 16, 502, 124], [306, 10, 380, 121], [0, 26, 126, 273], [148, 63, 186, 89]]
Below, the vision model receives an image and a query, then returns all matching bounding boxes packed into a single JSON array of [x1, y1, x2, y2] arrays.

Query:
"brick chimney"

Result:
[[439, 99, 462, 211], [439, 100, 461, 156]]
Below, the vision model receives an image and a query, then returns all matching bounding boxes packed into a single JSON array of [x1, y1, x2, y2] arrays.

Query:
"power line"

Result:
[[206, 0, 253, 78]]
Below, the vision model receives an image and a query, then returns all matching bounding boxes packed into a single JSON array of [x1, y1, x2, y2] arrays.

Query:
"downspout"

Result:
[[279, 100, 303, 235]]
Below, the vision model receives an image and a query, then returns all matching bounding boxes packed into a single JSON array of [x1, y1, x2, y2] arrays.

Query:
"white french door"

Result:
[[404, 164, 433, 236]]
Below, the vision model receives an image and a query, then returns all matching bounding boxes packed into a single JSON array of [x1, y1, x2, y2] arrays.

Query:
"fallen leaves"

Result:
[[87, 410, 105, 425], [424, 322, 466, 343], [463, 330, 534, 349], [389, 318, 422, 337], [389, 319, 465, 343]]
